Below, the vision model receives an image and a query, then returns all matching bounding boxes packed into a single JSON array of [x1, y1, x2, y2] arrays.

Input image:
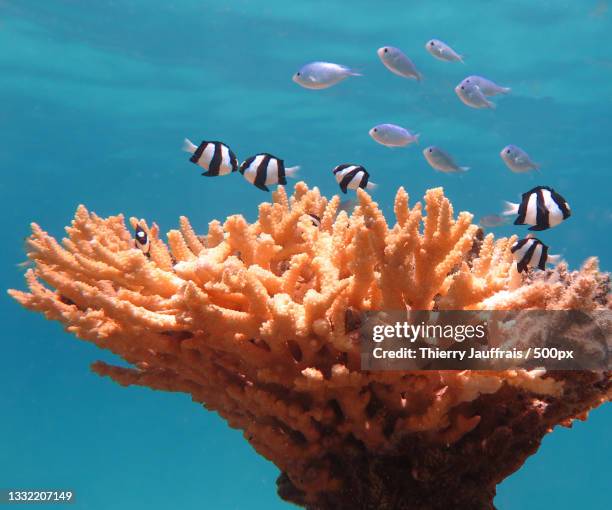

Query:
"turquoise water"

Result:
[[1, 1, 610, 508]]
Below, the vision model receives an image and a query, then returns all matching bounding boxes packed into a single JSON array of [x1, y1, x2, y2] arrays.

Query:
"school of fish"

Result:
[[169, 39, 571, 274]]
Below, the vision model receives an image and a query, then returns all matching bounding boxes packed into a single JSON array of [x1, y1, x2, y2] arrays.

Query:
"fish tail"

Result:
[[414, 133, 421, 144], [502, 201, 519, 216], [459, 166, 470, 172], [459, 55, 466, 64], [547, 254, 563, 265], [487, 99, 497, 109], [501, 86, 511, 94], [366, 181, 378, 190], [533, 162, 542, 171], [416, 71, 424, 82], [182, 138, 197, 154], [285, 165, 300, 178]]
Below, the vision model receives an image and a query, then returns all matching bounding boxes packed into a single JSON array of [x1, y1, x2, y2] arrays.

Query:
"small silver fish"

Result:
[[377, 46, 422, 81], [338, 199, 357, 215], [500, 145, 540, 173], [459, 76, 511, 96], [425, 39, 464, 63], [292, 62, 361, 90], [369, 124, 420, 147], [479, 214, 510, 228], [454, 81, 496, 109], [423, 146, 469, 173]]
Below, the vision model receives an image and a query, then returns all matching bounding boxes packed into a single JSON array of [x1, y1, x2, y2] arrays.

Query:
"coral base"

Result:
[[277, 371, 610, 510]]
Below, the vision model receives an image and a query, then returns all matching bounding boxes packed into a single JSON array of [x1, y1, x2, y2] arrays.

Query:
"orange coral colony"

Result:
[[9, 183, 611, 509]]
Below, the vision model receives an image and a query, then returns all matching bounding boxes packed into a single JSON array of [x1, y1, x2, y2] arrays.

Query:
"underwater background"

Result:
[[1, 0, 610, 508]]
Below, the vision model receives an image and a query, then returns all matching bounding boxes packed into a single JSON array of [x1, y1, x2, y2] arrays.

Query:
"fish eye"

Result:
[[297, 72, 301, 76], [430, 41, 435, 46], [460, 86, 464, 90], [373, 128, 377, 132], [384, 48, 388, 53], [428, 148, 433, 153], [506, 149, 511, 154]]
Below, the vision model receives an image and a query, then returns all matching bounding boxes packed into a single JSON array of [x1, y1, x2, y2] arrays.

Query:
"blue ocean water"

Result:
[[1, 1, 610, 508]]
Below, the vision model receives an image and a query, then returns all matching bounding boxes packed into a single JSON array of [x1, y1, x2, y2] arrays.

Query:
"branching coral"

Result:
[[9, 183, 611, 509]]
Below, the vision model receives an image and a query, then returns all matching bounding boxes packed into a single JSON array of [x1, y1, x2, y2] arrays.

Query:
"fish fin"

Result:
[[528, 224, 547, 231], [459, 55, 466, 64], [366, 181, 378, 190], [459, 166, 470, 172], [182, 138, 197, 154], [547, 254, 563, 265], [501, 87, 511, 94], [348, 70, 363, 77], [533, 162, 542, 171], [487, 99, 496, 109], [416, 71, 423, 82], [254, 182, 270, 192], [201, 171, 215, 177], [414, 133, 421, 144], [285, 165, 300, 178], [502, 201, 519, 216]]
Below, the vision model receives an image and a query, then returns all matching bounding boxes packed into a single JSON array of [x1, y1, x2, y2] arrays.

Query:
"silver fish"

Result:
[[459, 75, 510, 96], [369, 124, 420, 147], [500, 145, 540, 173], [479, 214, 510, 228], [292, 62, 361, 90], [425, 39, 464, 63], [423, 146, 469, 173], [338, 199, 357, 215], [454, 81, 496, 109], [377, 46, 422, 81]]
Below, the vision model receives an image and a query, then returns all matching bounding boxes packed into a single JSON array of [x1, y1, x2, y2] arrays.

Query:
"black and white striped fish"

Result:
[[503, 186, 571, 231], [239, 153, 300, 192], [332, 164, 377, 194], [182, 138, 238, 176], [511, 236, 560, 273], [307, 214, 321, 227], [134, 225, 151, 257]]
